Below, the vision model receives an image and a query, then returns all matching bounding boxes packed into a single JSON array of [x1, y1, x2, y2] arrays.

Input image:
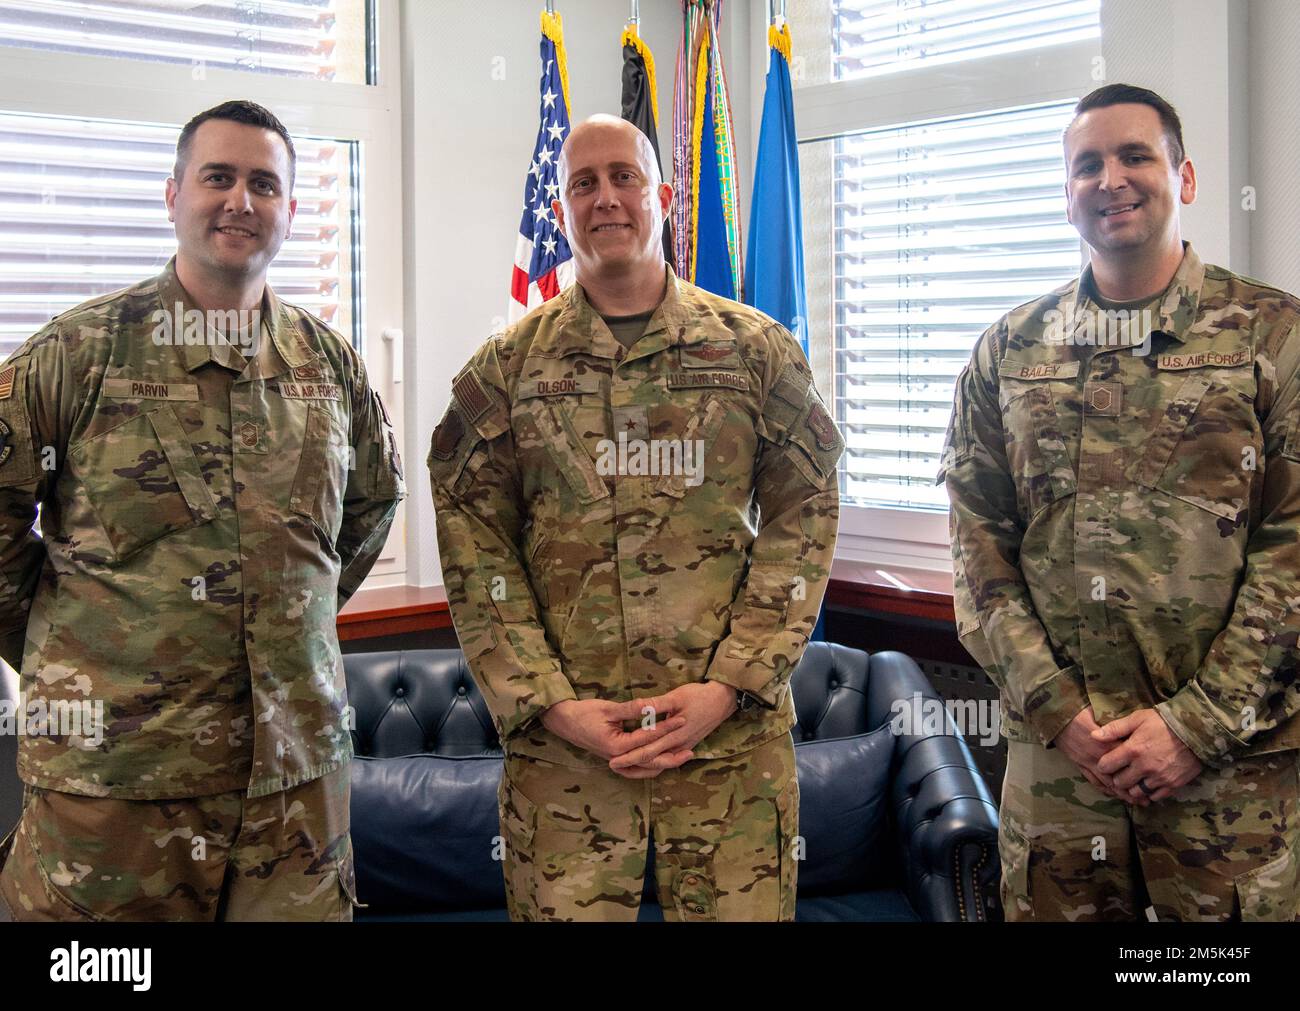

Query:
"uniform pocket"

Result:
[[1130, 370, 1256, 522], [498, 767, 538, 919], [289, 404, 349, 543], [334, 841, 363, 922], [775, 774, 800, 922], [653, 394, 728, 499], [724, 560, 800, 661], [524, 400, 609, 505], [69, 405, 217, 562], [11, 794, 105, 922], [997, 815, 1032, 921], [1233, 842, 1299, 922], [999, 384, 1077, 520]]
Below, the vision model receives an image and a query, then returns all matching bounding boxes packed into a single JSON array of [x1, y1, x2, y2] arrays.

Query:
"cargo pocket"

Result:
[[12, 801, 104, 922], [70, 405, 218, 562], [775, 774, 800, 922], [498, 768, 538, 920], [289, 404, 349, 543], [673, 863, 720, 922], [997, 816, 1032, 920], [335, 840, 364, 922], [1233, 841, 1299, 922]]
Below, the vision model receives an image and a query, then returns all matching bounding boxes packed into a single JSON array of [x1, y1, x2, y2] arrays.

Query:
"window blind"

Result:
[[0, 110, 358, 359], [0, 0, 369, 82], [827, 100, 1081, 510], [833, 0, 1100, 80]]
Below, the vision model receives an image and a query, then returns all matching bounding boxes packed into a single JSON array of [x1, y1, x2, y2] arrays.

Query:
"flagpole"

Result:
[[629, 1, 639, 26]]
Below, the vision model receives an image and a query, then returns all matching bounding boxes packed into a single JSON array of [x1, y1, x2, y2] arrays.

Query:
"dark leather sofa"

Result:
[[345, 641, 1002, 922]]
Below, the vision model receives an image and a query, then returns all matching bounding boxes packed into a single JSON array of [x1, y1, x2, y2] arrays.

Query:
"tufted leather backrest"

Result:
[[345, 642, 891, 758], [346, 650, 499, 758]]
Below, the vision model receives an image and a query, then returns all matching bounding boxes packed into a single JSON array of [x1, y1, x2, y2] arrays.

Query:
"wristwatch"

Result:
[[735, 688, 761, 712]]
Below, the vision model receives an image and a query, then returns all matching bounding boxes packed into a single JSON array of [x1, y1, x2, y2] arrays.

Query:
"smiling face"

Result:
[[552, 117, 672, 281], [1063, 102, 1195, 260], [165, 118, 296, 288]]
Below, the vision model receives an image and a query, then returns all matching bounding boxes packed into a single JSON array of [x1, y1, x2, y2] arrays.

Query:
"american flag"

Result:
[[510, 14, 576, 320]]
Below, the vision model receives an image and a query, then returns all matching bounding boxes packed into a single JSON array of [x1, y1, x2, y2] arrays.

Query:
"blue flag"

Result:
[[745, 23, 807, 353]]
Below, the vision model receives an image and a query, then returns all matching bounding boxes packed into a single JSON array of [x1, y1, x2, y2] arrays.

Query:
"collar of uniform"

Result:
[[1060, 241, 1205, 346], [156, 257, 252, 373], [155, 257, 318, 378], [549, 264, 697, 361]]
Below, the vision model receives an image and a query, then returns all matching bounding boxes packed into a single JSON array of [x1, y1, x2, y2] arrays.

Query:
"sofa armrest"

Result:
[[869, 651, 1001, 922]]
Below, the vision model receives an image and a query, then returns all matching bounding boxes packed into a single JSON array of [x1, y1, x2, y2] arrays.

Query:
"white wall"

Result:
[[400, 0, 752, 588], [1249, 0, 1300, 294], [1100, 0, 1251, 272]]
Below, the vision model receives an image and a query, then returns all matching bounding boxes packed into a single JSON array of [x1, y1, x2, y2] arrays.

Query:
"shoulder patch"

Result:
[[0, 365, 14, 400], [429, 406, 466, 461], [806, 401, 839, 451], [452, 370, 492, 422]]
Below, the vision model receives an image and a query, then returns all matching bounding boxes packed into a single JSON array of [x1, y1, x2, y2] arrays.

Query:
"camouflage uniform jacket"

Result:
[[0, 258, 405, 799], [943, 243, 1300, 768], [428, 267, 842, 769]]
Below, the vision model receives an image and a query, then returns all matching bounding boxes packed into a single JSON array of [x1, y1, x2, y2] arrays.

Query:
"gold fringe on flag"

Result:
[[541, 9, 572, 114], [621, 25, 660, 128], [768, 21, 791, 63]]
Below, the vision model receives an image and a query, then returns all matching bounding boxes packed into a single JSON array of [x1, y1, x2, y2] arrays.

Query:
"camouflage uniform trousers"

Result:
[[0, 765, 357, 922], [499, 731, 799, 921], [999, 739, 1300, 921]]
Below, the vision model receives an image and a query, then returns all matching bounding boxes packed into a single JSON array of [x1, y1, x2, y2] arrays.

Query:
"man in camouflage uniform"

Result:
[[944, 84, 1300, 921], [0, 101, 404, 921], [429, 116, 842, 921]]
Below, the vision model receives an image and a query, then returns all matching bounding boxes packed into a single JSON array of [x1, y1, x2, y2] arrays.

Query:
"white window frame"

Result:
[[0, 0, 408, 585], [783, 28, 1097, 574]]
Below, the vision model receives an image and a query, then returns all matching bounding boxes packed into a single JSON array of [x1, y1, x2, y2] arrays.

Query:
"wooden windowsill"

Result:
[[826, 558, 955, 624], [336, 563, 957, 640], [338, 583, 451, 641]]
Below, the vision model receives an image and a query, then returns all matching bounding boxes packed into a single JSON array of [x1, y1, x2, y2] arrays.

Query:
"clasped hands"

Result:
[[1054, 706, 1203, 805], [540, 682, 738, 779]]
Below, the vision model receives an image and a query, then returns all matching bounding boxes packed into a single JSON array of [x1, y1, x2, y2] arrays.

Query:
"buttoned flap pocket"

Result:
[[69, 405, 217, 563], [518, 398, 610, 504], [289, 403, 349, 542], [1128, 365, 1257, 523], [784, 390, 845, 488], [654, 393, 728, 498], [998, 367, 1078, 519]]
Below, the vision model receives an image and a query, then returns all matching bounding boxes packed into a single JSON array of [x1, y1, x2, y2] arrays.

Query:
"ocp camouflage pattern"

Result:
[[0, 258, 405, 800], [428, 267, 843, 768], [943, 243, 1300, 766]]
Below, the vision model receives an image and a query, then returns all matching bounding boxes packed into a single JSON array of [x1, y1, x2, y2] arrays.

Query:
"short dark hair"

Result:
[[1067, 83, 1186, 167], [173, 100, 297, 191]]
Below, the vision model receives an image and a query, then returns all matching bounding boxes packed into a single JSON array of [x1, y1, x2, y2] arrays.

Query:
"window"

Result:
[[833, 0, 1102, 81], [803, 100, 1080, 511], [781, 0, 1099, 566], [0, 111, 359, 359], [0, 0, 374, 84], [0, 0, 406, 582]]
